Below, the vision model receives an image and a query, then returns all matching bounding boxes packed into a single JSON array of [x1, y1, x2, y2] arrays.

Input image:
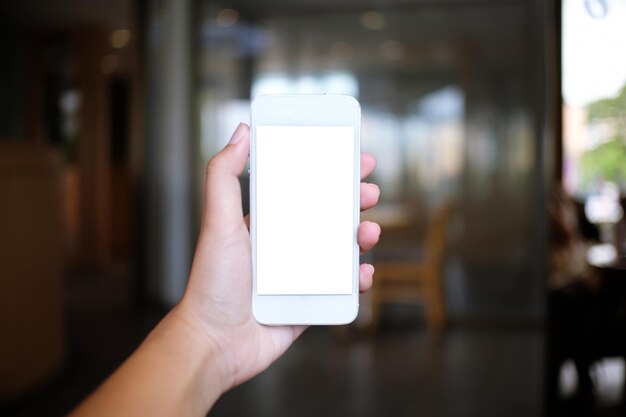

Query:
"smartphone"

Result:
[[250, 95, 361, 325]]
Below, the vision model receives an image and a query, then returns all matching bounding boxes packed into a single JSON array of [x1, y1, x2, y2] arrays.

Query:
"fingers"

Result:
[[360, 183, 380, 211], [203, 123, 250, 232], [360, 153, 376, 180], [290, 325, 307, 341], [358, 221, 381, 254], [359, 263, 375, 293]]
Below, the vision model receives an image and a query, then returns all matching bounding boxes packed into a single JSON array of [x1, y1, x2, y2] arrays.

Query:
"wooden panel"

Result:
[[0, 144, 64, 399], [75, 29, 111, 264]]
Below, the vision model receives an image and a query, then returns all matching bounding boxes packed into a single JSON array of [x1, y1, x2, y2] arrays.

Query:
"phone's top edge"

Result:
[[250, 94, 360, 111], [253, 93, 357, 98], [251, 93, 358, 101]]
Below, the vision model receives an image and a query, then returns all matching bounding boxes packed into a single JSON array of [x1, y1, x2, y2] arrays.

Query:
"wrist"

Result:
[[167, 301, 235, 395], [146, 304, 230, 412]]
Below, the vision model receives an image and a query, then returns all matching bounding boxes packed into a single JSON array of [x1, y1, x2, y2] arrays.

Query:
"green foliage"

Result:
[[578, 83, 626, 193], [588, 84, 626, 128], [579, 137, 626, 191]]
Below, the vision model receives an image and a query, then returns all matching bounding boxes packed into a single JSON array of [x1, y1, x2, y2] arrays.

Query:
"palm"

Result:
[[189, 218, 303, 387]]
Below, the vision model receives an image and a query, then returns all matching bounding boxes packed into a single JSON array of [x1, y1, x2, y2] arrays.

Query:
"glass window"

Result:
[[562, 0, 626, 197], [196, 1, 544, 318]]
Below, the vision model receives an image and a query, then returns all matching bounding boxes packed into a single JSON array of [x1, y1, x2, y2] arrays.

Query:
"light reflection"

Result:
[[217, 8, 239, 27], [251, 72, 359, 97], [294, 75, 319, 94], [587, 243, 617, 266], [329, 41, 354, 61], [360, 11, 386, 30], [323, 72, 359, 96], [559, 360, 579, 397], [251, 75, 291, 96], [585, 0, 608, 18], [380, 40, 405, 61], [362, 110, 403, 199], [563, 0, 626, 105], [407, 86, 464, 202], [100, 54, 119, 74], [200, 99, 250, 159], [591, 358, 626, 406], [59, 90, 81, 144], [585, 182, 624, 224], [111, 29, 131, 49]]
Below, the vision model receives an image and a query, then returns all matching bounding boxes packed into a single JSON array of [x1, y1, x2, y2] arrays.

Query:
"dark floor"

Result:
[[212, 324, 543, 417], [1, 304, 164, 417], [7, 265, 626, 416], [1, 302, 545, 417]]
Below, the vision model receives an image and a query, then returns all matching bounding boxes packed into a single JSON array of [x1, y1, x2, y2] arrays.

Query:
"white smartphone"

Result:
[[250, 94, 361, 325]]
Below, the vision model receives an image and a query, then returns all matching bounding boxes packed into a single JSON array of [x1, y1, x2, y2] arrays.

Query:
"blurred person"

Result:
[[548, 184, 598, 290], [69, 123, 381, 416], [547, 184, 599, 406]]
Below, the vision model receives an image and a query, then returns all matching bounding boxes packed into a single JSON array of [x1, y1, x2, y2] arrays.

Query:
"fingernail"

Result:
[[229, 123, 246, 145]]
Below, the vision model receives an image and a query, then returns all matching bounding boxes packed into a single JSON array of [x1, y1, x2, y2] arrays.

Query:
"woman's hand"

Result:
[[71, 123, 380, 417], [175, 123, 381, 395]]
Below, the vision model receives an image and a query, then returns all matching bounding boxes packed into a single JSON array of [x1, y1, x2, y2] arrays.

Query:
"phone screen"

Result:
[[255, 125, 356, 295]]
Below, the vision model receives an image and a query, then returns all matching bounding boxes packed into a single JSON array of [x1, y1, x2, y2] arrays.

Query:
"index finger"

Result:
[[361, 153, 376, 180]]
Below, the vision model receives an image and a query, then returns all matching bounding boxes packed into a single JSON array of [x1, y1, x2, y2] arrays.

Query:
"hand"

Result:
[[174, 123, 381, 395], [69, 123, 381, 417]]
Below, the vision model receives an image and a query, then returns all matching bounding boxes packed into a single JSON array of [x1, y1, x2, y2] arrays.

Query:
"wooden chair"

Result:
[[370, 202, 453, 332]]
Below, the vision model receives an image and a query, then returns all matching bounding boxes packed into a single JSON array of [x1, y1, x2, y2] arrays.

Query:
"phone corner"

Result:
[[340, 94, 361, 111], [250, 95, 267, 113], [251, 303, 267, 325], [337, 303, 359, 326]]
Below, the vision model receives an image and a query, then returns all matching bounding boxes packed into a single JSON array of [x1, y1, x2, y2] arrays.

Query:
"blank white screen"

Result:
[[255, 126, 355, 295]]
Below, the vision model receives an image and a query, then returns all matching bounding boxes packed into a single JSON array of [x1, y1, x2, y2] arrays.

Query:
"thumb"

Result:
[[203, 123, 250, 233]]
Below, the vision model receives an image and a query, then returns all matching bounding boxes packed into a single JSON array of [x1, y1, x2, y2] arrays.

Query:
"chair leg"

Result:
[[427, 301, 446, 331], [425, 271, 446, 331]]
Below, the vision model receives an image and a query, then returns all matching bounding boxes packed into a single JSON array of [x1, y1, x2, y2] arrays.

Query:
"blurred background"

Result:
[[0, 0, 625, 416]]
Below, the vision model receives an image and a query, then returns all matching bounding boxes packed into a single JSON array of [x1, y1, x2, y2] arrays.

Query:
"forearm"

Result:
[[70, 307, 226, 417]]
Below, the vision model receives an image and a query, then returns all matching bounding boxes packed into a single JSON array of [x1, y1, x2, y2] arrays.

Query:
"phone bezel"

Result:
[[250, 94, 361, 325]]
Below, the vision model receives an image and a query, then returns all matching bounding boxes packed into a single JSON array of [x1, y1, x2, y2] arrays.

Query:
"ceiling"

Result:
[[0, 0, 132, 29], [225, 0, 526, 19]]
